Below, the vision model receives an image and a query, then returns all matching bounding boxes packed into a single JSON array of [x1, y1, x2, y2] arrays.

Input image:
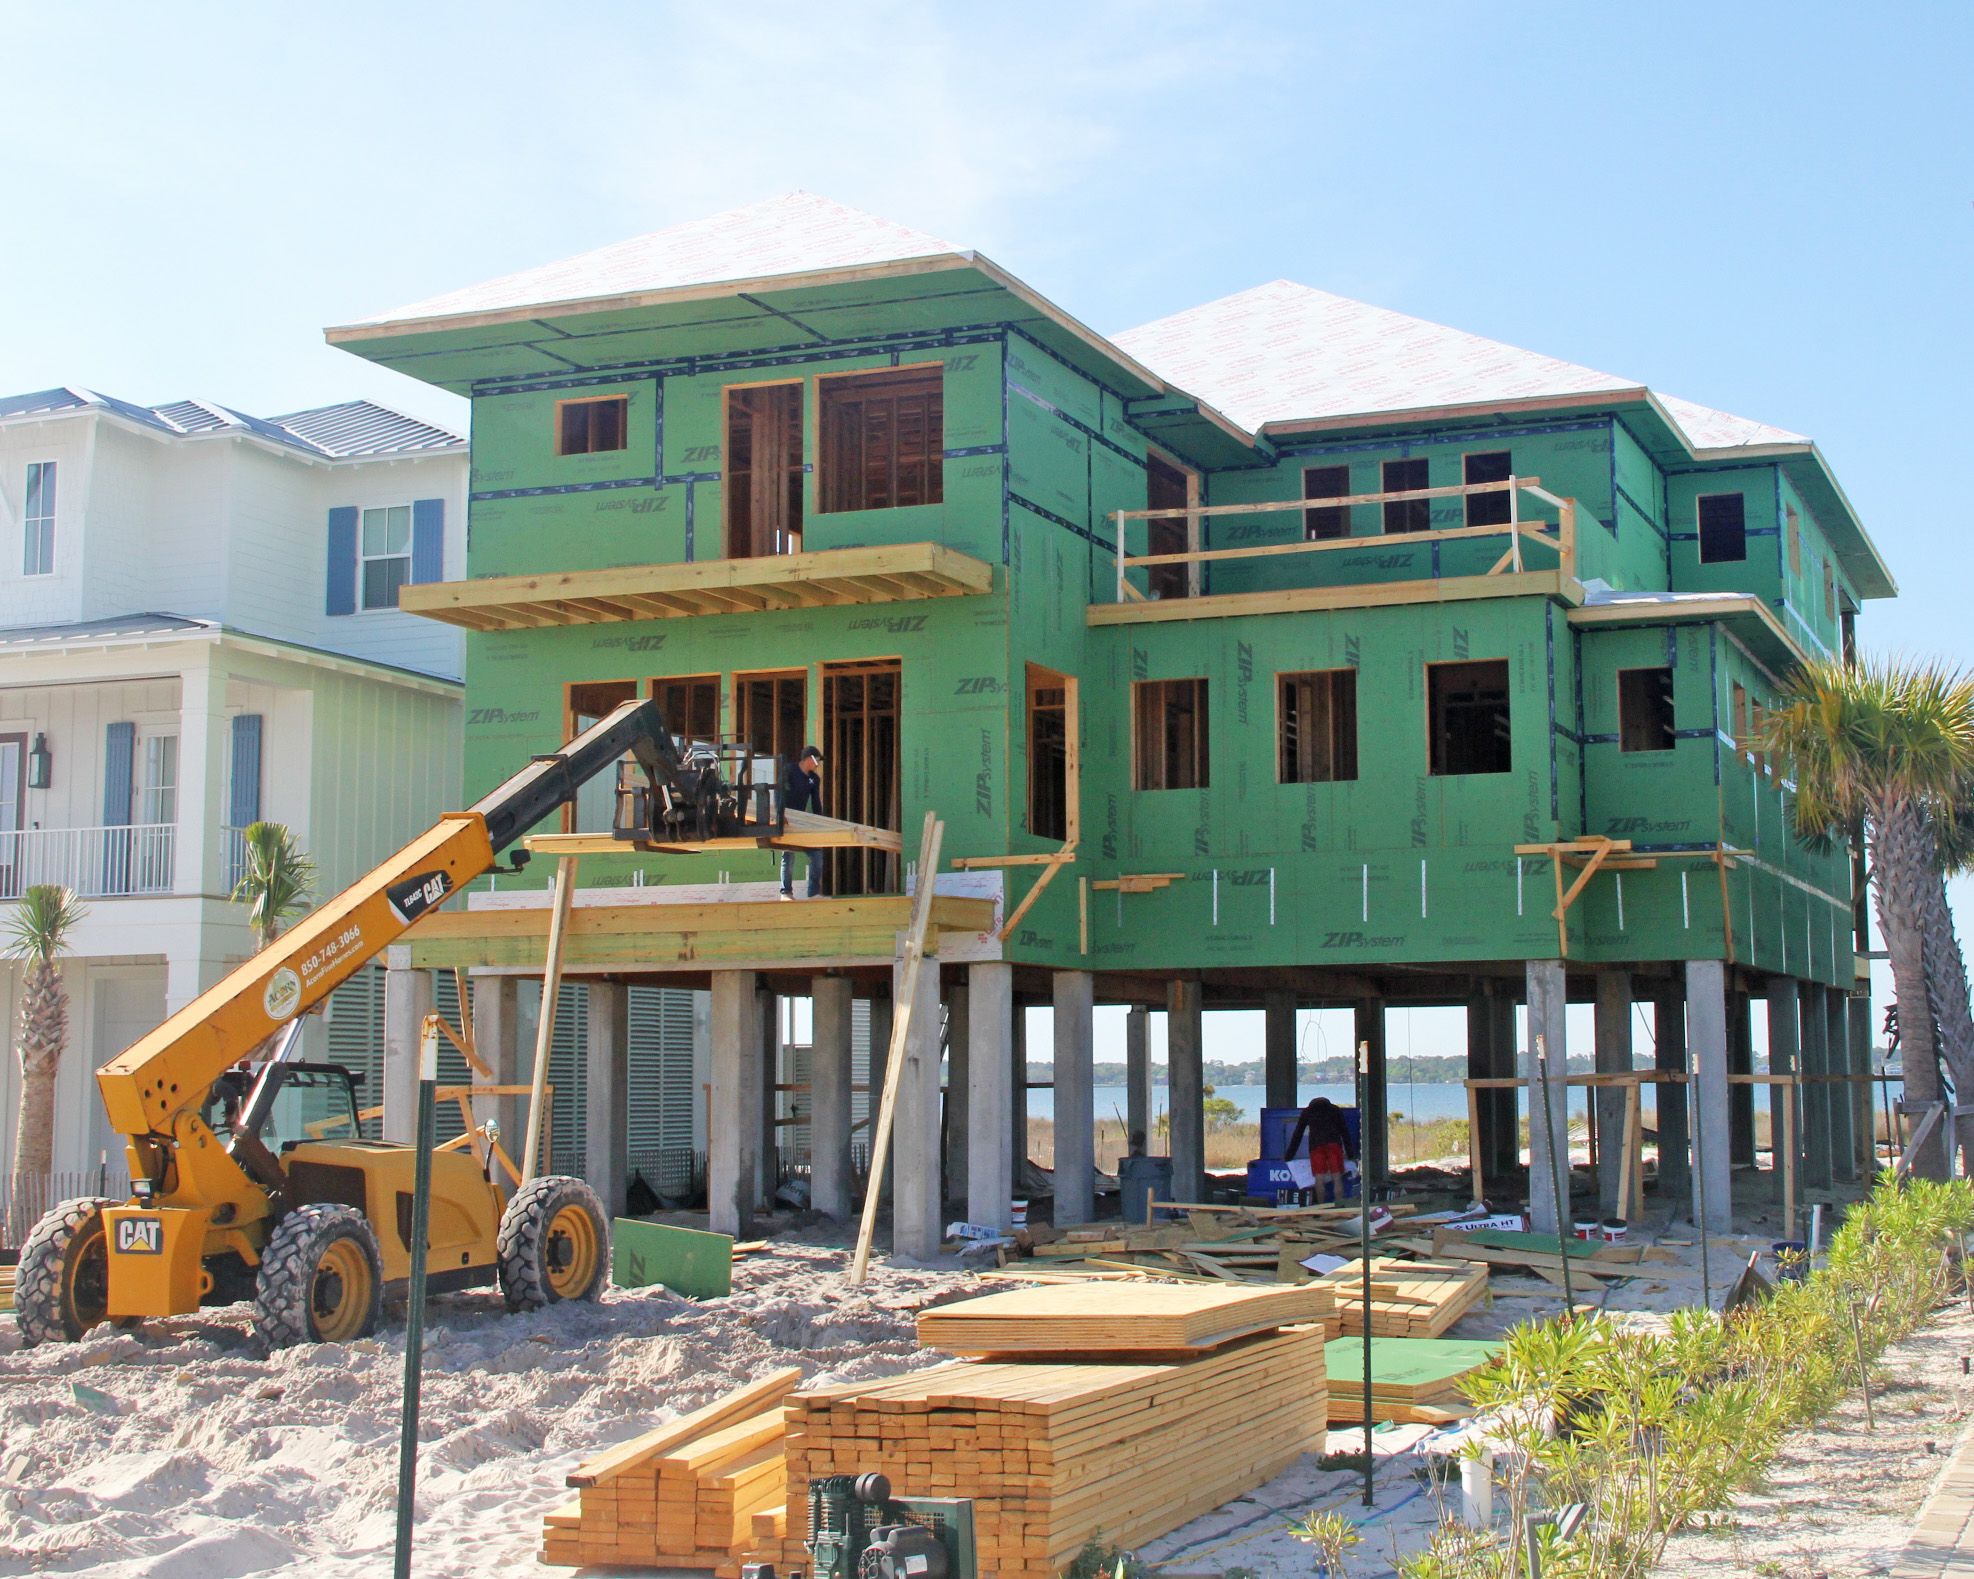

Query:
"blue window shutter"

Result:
[[102, 722, 135, 825], [102, 721, 135, 894], [326, 507, 358, 615], [411, 498, 445, 584], [229, 714, 263, 827]]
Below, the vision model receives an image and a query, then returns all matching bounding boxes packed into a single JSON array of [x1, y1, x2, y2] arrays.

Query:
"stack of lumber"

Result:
[[541, 1368, 799, 1570], [784, 1328, 1327, 1579], [1313, 1257, 1489, 1339], [983, 1202, 1419, 1286], [1322, 1336, 1500, 1424], [1421, 1224, 1673, 1289], [918, 1281, 1337, 1356]]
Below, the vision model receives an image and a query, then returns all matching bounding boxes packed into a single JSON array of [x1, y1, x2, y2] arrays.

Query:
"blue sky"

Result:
[[4, 2, 1968, 1061]]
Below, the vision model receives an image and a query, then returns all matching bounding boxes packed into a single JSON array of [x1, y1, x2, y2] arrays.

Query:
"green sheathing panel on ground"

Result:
[[1667, 464, 1785, 607], [1323, 1335, 1501, 1388], [612, 1218, 731, 1297]]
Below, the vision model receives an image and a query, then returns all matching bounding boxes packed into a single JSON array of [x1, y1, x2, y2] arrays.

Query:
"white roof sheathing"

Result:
[[1113, 279, 1800, 456], [359, 192, 961, 327]]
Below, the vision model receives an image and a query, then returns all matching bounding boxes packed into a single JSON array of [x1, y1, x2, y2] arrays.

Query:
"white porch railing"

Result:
[[0, 824, 177, 899], [223, 824, 249, 892]]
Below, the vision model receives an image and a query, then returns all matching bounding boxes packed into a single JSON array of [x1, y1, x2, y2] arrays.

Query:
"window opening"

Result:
[[1427, 660, 1512, 776], [359, 505, 412, 610], [1383, 457, 1430, 534], [1133, 678, 1209, 790], [1145, 452, 1193, 600], [823, 662, 900, 895], [1698, 493, 1746, 563], [1027, 666, 1076, 840], [1618, 667, 1675, 753], [1302, 464, 1351, 541], [557, 397, 628, 456], [818, 368, 942, 513], [1463, 451, 1512, 527], [725, 384, 804, 558], [565, 680, 637, 831], [1279, 669, 1358, 783], [23, 461, 55, 576], [650, 675, 720, 751]]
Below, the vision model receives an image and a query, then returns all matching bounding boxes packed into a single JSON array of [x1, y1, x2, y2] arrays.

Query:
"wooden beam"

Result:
[[999, 845, 1076, 942], [852, 812, 945, 1284], [1088, 570, 1579, 627], [520, 855, 578, 1183]]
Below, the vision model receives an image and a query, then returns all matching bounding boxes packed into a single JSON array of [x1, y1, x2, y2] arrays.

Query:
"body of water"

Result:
[[1028, 1080, 1627, 1125]]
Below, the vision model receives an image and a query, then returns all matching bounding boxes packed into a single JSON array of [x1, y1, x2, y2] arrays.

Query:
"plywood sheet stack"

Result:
[[1322, 1337, 1500, 1424], [916, 1280, 1337, 1356], [785, 1327, 1328, 1579], [1314, 1257, 1488, 1339], [541, 1368, 799, 1570]]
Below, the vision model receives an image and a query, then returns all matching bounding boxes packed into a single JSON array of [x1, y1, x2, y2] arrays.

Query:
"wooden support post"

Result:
[[852, 812, 945, 1284], [1167, 979, 1205, 1204], [520, 855, 578, 1185]]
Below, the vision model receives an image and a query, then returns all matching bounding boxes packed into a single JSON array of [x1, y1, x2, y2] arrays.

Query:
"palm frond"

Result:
[[230, 821, 318, 946], [1, 886, 86, 965]]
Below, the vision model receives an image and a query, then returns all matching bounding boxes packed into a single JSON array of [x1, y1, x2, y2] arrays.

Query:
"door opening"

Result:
[[823, 662, 901, 895], [725, 384, 804, 559]]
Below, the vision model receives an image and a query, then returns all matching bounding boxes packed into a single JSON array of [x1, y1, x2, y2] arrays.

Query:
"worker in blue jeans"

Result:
[[779, 744, 828, 899]]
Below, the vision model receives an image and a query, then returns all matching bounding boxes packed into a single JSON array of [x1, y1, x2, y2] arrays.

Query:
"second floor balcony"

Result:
[[0, 823, 253, 901]]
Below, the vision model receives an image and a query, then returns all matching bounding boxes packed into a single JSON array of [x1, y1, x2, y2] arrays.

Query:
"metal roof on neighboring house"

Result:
[[0, 386, 464, 459], [0, 613, 217, 649], [352, 191, 961, 327]]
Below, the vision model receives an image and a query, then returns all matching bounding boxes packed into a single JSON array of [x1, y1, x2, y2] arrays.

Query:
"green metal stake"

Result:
[[1535, 1037, 1575, 1318], [1356, 1038, 1374, 1509], [394, 1016, 440, 1579]]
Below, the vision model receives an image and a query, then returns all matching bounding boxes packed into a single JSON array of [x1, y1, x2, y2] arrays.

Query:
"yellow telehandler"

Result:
[[14, 697, 774, 1348]]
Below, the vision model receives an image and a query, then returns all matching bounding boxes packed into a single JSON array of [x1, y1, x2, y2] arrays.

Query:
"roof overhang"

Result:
[[1568, 592, 1807, 678]]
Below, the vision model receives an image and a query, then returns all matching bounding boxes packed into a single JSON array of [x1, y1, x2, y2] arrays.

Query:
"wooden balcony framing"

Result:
[[1093, 476, 1579, 626], [399, 542, 994, 632]]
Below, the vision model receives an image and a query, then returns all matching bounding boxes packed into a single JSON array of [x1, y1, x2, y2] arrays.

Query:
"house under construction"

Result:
[[325, 193, 1891, 1248]]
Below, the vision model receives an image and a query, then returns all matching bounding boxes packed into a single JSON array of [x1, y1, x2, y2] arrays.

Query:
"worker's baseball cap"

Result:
[[800, 744, 824, 762]]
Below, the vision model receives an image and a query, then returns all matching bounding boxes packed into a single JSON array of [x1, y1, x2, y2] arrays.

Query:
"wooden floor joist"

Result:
[[400, 542, 994, 631]]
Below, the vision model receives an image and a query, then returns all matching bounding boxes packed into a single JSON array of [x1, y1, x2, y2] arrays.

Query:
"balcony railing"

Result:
[[0, 824, 176, 900], [1104, 475, 1579, 616]]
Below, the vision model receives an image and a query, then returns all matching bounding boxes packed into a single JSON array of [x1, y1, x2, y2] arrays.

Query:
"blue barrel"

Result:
[[1118, 1154, 1174, 1223], [1259, 1106, 1302, 1162]]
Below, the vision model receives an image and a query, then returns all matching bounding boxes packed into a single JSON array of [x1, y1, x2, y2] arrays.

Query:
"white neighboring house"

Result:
[[0, 387, 467, 1184]]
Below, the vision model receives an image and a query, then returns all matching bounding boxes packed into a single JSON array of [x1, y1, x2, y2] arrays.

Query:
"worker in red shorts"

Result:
[[1280, 1095, 1359, 1205]]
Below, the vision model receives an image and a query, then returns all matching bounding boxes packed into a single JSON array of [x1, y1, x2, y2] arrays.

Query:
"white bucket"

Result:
[[1600, 1218, 1628, 1244], [1010, 1199, 1029, 1228], [1572, 1219, 1597, 1241]]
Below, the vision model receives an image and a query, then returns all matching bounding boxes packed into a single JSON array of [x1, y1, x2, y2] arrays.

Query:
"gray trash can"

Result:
[[1118, 1154, 1174, 1226]]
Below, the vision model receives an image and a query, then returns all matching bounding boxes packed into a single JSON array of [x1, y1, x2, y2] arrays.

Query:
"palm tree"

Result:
[[1758, 656, 1974, 1179], [231, 821, 317, 952], [5, 885, 86, 1184]]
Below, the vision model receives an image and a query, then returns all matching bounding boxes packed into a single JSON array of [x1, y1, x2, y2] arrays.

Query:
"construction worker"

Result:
[[1280, 1094, 1359, 1205], [779, 744, 827, 899]]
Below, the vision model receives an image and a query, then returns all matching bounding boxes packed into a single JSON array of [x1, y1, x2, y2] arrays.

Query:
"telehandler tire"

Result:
[[15, 1196, 119, 1346], [253, 1203, 383, 1348], [497, 1175, 608, 1312]]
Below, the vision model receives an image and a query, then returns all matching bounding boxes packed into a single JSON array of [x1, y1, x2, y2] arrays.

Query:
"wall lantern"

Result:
[[26, 734, 51, 790]]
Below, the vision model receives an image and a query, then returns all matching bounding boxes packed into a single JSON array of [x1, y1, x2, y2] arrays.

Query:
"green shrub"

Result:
[[1390, 1172, 1974, 1579]]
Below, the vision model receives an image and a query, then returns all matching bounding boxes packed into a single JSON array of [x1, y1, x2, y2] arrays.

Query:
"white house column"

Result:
[[381, 957, 433, 1143], [1052, 970, 1096, 1225], [810, 976, 854, 1220], [966, 963, 1014, 1230], [585, 982, 629, 1216], [708, 971, 763, 1237]]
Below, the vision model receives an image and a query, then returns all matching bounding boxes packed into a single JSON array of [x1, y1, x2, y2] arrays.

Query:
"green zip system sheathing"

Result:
[[340, 269, 1867, 996]]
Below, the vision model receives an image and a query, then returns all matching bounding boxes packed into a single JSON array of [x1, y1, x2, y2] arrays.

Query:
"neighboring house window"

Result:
[[1279, 669, 1359, 783], [1382, 457, 1430, 533], [360, 505, 412, 610], [140, 734, 178, 825], [1463, 451, 1513, 527], [1618, 667, 1676, 753], [23, 461, 55, 576], [1428, 660, 1512, 776], [818, 367, 943, 513], [1133, 678, 1209, 791], [1302, 464, 1351, 541], [1697, 493, 1746, 563], [557, 396, 628, 456]]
